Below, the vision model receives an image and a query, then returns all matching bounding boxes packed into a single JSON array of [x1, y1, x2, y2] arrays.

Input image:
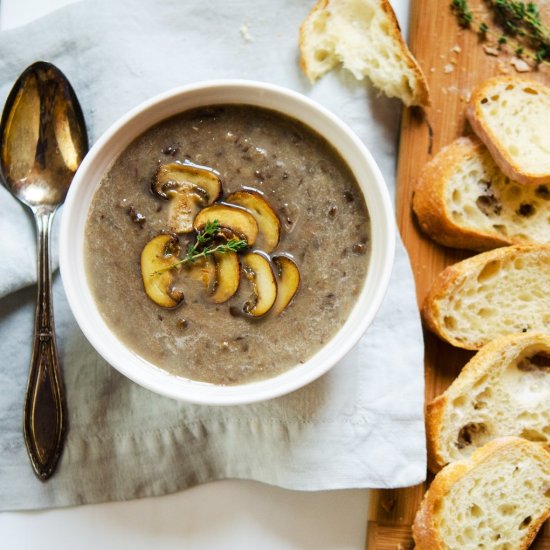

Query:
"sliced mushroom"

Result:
[[186, 256, 216, 294], [210, 251, 240, 303], [140, 234, 184, 308], [240, 252, 277, 317], [193, 203, 258, 246], [152, 162, 222, 233], [225, 189, 281, 252], [272, 255, 300, 314]]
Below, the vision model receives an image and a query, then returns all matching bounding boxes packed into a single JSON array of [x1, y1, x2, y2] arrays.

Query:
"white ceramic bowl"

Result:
[[60, 80, 395, 405]]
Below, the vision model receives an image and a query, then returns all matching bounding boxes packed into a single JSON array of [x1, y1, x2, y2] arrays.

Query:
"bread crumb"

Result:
[[510, 57, 530, 73], [240, 23, 254, 43], [443, 64, 454, 74], [451, 45, 462, 53], [483, 45, 500, 56], [430, 67, 436, 73]]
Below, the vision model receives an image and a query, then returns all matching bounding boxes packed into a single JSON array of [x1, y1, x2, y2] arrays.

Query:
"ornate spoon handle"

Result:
[[23, 208, 67, 481]]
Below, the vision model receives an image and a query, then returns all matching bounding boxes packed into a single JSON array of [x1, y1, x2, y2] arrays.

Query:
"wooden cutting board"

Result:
[[366, 0, 550, 548]]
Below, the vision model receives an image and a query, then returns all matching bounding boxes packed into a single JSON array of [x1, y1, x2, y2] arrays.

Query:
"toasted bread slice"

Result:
[[413, 437, 550, 550], [427, 333, 550, 472], [413, 136, 550, 251], [422, 244, 550, 350], [467, 76, 550, 185], [299, 0, 429, 106]]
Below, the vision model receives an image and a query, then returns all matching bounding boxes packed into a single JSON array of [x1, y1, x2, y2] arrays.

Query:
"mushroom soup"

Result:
[[84, 105, 370, 385]]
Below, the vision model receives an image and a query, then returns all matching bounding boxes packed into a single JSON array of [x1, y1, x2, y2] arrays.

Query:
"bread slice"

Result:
[[412, 136, 550, 251], [427, 333, 550, 472], [413, 437, 550, 550], [299, 0, 430, 106], [467, 76, 550, 185], [422, 244, 550, 350]]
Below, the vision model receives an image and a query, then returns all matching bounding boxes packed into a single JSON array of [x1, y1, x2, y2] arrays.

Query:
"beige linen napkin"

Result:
[[0, 0, 425, 510]]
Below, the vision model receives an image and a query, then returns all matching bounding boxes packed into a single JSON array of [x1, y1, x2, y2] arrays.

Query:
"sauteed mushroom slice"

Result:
[[240, 252, 277, 317], [140, 234, 184, 308], [152, 162, 222, 234], [193, 204, 258, 247], [210, 251, 241, 304], [272, 255, 300, 314], [187, 255, 216, 294], [226, 189, 281, 252]]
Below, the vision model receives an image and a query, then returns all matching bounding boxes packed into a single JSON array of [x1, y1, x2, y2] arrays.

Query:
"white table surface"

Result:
[[0, 1, 371, 548]]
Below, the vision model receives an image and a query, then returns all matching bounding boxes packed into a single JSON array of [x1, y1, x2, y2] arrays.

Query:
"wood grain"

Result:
[[367, 0, 550, 548]]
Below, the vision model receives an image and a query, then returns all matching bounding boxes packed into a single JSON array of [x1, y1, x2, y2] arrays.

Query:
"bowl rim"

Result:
[[60, 79, 395, 405]]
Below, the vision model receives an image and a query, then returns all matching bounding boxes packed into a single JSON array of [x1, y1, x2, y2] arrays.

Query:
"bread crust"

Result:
[[426, 332, 550, 472], [298, 0, 430, 106], [377, 0, 430, 107], [426, 391, 447, 473], [413, 437, 550, 550], [467, 76, 550, 185], [412, 136, 514, 251], [421, 254, 477, 349], [413, 459, 468, 550], [299, 0, 330, 80], [421, 244, 550, 349]]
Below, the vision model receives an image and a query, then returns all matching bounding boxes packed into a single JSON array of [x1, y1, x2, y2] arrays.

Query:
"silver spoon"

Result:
[[0, 62, 88, 480]]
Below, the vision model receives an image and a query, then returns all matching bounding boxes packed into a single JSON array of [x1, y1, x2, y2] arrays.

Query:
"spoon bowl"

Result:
[[0, 61, 88, 480], [1, 62, 87, 208]]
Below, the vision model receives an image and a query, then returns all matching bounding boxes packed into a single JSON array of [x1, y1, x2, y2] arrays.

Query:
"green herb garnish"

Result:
[[185, 219, 224, 262], [451, 0, 550, 65], [153, 219, 247, 275]]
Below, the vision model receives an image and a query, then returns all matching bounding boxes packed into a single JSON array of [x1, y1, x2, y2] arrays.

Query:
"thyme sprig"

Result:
[[184, 219, 223, 262], [154, 219, 247, 275], [180, 238, 247, 266], [491, 0, 550, 62], [451, 0, 550, 65]]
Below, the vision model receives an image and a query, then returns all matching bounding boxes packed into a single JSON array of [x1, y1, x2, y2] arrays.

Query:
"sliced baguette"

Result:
[[412, 136, 550, 251], [467, 76, 550, 185], [427, 332, 550, 473], [299, 0, 430, 106], [413, 437, 550, 550], [422, 244, 550, 350]]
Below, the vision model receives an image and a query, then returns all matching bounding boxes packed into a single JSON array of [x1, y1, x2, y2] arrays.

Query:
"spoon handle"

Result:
[[24, 208, 67, 481]]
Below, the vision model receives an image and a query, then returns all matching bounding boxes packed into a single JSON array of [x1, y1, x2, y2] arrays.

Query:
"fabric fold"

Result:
[[0, 0, 425, 511]]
